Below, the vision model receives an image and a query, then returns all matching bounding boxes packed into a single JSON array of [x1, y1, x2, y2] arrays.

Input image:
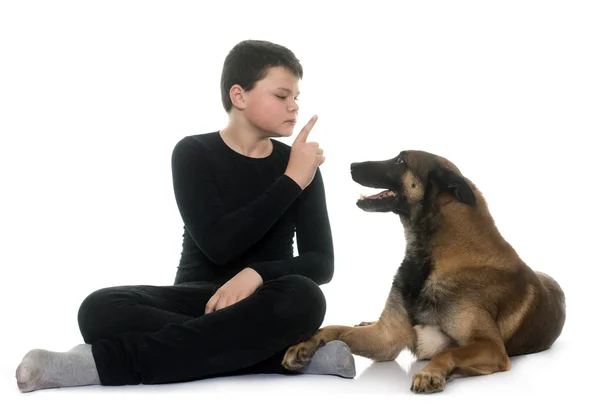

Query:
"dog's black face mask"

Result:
[[351, 153, 410, 215]]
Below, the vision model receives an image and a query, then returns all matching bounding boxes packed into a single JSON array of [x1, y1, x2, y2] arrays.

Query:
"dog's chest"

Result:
[[392, 256, 444, 325]]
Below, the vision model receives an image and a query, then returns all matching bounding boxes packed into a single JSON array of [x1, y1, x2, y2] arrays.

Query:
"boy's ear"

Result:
[[429, 165, 476, 205], [229, 85, 246, 109]]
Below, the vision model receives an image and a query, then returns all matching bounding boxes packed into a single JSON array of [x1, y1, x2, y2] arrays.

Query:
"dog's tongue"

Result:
[[365, 190, 391, 200]]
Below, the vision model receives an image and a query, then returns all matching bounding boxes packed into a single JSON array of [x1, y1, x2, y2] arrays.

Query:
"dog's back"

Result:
[[430, 180, 567, 358]]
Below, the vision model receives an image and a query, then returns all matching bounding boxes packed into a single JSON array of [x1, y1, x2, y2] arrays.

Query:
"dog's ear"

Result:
[[430, 165, 476, 205]]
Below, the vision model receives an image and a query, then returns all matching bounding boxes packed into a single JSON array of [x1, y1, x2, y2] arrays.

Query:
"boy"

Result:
[[16, 39, 355, 392]]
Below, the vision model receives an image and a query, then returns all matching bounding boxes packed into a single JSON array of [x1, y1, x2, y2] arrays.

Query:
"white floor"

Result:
[[1, 326, 581, 410]]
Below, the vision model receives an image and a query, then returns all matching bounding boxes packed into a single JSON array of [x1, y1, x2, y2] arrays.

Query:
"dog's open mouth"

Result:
[[359, 189, 396, 201], [357, 189, 397, 212]]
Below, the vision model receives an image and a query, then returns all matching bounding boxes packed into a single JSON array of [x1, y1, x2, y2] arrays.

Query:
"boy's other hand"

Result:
[[285, 115, 325, 190], [205, 268, 264, 314]]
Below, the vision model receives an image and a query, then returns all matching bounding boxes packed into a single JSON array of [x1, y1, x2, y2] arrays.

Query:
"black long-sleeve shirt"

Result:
[[170, 131, 334, 286]]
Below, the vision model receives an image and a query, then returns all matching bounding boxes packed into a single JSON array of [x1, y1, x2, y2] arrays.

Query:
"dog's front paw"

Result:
[[282, 338, 324, 371], [410, 369, 446, 394]]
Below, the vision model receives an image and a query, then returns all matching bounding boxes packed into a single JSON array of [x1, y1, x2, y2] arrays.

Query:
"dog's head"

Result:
[[351, 150, 476, 217]]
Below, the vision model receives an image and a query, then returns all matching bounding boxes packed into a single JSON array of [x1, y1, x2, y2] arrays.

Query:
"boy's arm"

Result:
[[171, 137, 303, 265], [247, 167, 334, 285]]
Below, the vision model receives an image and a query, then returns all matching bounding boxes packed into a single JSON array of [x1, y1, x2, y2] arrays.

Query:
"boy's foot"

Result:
[[297, 340, 356, 378], [16, 344, 100, 393]]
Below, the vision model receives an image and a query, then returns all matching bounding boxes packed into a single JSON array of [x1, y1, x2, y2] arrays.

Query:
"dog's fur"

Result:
[[281, 150, 566, 394]]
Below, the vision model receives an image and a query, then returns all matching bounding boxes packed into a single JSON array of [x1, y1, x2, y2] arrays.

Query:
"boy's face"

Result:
[[241, 66, 300, 137]]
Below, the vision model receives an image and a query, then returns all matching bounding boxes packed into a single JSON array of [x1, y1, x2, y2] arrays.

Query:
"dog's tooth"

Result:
[[360, 194, 365, 200]]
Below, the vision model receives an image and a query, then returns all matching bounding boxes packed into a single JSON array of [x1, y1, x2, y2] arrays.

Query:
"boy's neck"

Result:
[[219, 118, 273, 159]]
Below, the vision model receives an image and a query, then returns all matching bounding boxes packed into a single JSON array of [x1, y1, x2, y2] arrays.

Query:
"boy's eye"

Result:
[[276, 95, 299, 101]]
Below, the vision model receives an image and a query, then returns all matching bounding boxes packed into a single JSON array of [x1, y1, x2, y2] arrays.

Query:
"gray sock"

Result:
[[297, 340, 356, 378], [16, 344, 100, 393]]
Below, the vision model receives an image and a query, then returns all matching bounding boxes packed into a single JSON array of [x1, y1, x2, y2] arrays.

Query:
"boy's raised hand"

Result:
[[285, 115, 325, 190]]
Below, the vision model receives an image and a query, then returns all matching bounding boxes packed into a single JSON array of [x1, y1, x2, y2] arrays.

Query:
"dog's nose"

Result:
[[351, 162, 358, 171]]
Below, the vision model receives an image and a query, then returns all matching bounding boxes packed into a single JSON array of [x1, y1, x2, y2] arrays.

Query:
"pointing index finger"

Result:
[[294, 115, 318, 144]]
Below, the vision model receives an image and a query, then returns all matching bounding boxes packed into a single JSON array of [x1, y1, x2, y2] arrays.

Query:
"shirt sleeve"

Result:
[[171, 137, 303, 265], [246, 167, 335, 285]]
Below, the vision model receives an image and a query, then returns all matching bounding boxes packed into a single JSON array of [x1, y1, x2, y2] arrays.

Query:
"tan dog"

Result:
[[282, 150, 566, 393]]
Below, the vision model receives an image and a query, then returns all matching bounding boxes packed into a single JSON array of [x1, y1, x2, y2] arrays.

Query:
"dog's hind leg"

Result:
[[282, 289, 416, 370]]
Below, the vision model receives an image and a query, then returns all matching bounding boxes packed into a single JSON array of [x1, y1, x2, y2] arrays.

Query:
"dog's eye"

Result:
[[395, 158, 404, 164]]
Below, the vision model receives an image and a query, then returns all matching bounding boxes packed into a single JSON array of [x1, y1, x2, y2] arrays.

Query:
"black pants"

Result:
[[77, 275, 326, 385]]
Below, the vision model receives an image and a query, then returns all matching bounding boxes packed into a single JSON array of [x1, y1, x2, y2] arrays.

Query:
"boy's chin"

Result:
[[271, 128, 294, 137]]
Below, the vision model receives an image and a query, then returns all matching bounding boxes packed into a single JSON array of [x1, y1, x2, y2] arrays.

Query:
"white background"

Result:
[[1, 0, 598, 408]]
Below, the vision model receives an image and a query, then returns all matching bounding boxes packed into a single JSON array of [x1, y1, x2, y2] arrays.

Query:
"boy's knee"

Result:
[[270, 275, 326, 333], [77, 287, 127, 343]]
